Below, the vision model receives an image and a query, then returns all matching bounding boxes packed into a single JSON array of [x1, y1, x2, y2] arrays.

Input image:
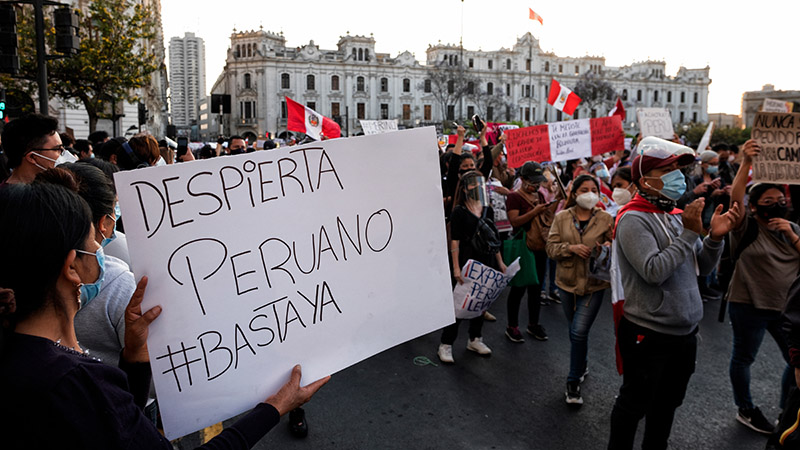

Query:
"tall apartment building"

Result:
[[169, 32, 206, 132]]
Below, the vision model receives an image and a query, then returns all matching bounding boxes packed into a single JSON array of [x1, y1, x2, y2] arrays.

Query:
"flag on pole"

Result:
[[547, 79, 581, 116], [285, 96, 341, 140], [528, 8, 543, 25], [608, 97, 626, 122]]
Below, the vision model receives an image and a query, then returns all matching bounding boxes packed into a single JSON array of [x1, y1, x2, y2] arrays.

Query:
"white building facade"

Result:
[[169, 32, 206, 132], [211, 31, 710, 140]]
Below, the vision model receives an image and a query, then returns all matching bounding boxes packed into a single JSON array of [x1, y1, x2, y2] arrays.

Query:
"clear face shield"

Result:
[[463, 174, 489, 207]]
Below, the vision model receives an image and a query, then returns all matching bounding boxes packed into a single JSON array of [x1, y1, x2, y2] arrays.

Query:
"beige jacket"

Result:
[[546, 206, 613, 296]]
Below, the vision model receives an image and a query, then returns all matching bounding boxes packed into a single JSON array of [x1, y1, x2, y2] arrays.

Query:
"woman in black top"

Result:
[[0, 169, 328, 449]]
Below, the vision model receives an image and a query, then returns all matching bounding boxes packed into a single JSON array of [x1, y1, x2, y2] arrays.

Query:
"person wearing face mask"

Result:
[[723, 139, 800, 435], [0, 114, 78, 186], [610, 167, 635, 209], [607, 141, 741, 449], [546, 174, 613, 406], [35, 166, 135, 367]]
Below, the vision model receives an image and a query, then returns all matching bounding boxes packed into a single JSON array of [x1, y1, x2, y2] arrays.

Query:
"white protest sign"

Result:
[[637, 108, 674, 139], [548, 120, 592, 161], [359, 119, 399, 135], [763, 98, 792, 113], [696, 121, 715, 152], [452, 258, 520, 319], [114, 128, 454, 439]]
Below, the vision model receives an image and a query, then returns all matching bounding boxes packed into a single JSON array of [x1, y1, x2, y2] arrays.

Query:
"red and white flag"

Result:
[[286, 96, 341, 141], [547, 79, 581, 116], [608, 97, 626, 122], [529, 8, 543, 25]]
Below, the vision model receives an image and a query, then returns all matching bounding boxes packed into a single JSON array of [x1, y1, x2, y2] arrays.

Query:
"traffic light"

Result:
[[53, 7, 80, 55], [138, 102, 147, 125], [0, 88, 6, 121], [0, 5, 19, 75]]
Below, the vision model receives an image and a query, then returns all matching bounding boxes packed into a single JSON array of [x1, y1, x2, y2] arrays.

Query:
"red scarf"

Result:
[[614, 194, 683, 237]]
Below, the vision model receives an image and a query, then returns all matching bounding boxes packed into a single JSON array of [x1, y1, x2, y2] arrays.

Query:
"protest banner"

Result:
[[637, 108, 674, 139], [696, 121, 715, 152], [751, 112, 800, 184], [114, 128, 454, 438], [763, 98, 793, 113], [503, 116, 623, 168], [359, 119, 398, 135], [452, 259, 520, 319]]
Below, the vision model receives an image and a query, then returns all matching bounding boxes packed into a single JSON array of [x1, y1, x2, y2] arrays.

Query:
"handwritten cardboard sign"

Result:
[[637, 108, 674, 139], [359, 119, 398, 135], [452, 259, 520, 319], [751, 112, 800, 184], [114, 128, 454, 439], [763, 98, 793, 113], [503, 116, 623, 168]]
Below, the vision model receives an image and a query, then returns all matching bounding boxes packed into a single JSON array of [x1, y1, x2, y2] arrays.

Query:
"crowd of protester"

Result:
[[1, 111, 800, 450]]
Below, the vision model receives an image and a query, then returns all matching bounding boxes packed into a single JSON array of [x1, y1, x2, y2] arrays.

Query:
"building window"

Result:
[[525, 107, 530, 122], [544, 61, 549, 72], [467, 81, 474, 95], [637, 90, 642, 102], [365, 49, 370, 61], [681, 91, 686, 103], [575, 65, 580, 75], [424, 105, 431, 121], [467, 105, 475, 118], [667, 91, 672, 103], [236, 44, 240, 57], [506, 59, 511, 70], [244, 73, 251, 89], [306, 74, 315, 91], [487, 106, 494, 121], [526, 59, 531, 71], [331, 102, 340, 117], [487, 82, 493, 95], [331, 75, 339, 91], [357, 76, 365, 92], [525, 85, 531, 97], [281, 100, 287, 119], [306, 102, 315, 111], [680, 111, 685, 123], [622, 89, 628, 101], [469, 58, 474, 68], [380, 103, 389, 120], [693, 92, 698, 104], [506, 84, 510, 96], [357, 103, 365, 119], [240, 101, 255, 119], [693, 112, 698, 122], [402, 104, 411, 120], [506, 106, 511, 121], [488, 60, 493, 70], [403, 78, 410, 92], [558, 64, 563, 74], [654, 90, 659, 102], [352, 48, 357, 60], [424, 79, 431, 93], [574, 110, 579, 119], [446, 105, 455, 120], [358, 48, 363, 61], [447, 80, 454, 94], [281, 73, 290, 89], [380, 77, 388, 92]]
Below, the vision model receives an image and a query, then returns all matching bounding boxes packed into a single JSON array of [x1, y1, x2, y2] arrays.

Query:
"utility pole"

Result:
[[34, 0, 48, 114]]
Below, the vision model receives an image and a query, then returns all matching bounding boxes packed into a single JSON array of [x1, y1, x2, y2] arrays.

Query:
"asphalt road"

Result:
[[176, 290, 786, 449]]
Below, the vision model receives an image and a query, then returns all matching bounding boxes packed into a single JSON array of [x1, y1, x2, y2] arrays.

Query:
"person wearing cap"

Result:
[[608, 137, 741, 450], [725, 139, 800, 435], [503, 161, 554, 343]]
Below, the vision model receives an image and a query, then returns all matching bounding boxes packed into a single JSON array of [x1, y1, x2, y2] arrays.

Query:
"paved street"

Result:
[[178, 290, 785, 449]]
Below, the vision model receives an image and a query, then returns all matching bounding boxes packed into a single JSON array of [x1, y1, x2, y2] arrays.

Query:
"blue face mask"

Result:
[[100, 214, 117, 248], [658, 169, 687, 201], [705, 165, 718, 175], [76, 247, 106, 307], [114, 202, 121, 221]]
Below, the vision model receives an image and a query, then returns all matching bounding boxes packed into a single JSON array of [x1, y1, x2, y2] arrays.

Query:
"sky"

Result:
[[161, 0, 800, 116]]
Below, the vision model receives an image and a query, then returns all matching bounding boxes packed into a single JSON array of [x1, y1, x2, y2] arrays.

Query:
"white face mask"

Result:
[[612, 187, 633, 206], [30, 150, 77, 170], [576, 192, 599, 210], [155, 156, 167, 166]]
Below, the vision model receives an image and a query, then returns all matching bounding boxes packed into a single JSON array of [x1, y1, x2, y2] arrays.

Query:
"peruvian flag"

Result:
[[285, 96, 341, 140], [547, 79, 581, 116], [608, 97, 626, 122], [528, 8, 543, 25]]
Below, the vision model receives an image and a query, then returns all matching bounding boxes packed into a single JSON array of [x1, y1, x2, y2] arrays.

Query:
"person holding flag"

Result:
[[608, 137, 741, 449], [285, 96, 341, 141]]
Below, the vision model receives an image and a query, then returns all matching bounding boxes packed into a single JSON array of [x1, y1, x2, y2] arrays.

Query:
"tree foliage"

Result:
[[419, 61, 478, 124], [681, 123, 751, 147], [0, 0, 159, 132], [572, 72, 616, 112]]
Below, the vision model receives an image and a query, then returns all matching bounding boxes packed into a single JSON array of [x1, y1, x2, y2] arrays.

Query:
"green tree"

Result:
[[0, 0, 158, 132], [572, 72, 616, 114]]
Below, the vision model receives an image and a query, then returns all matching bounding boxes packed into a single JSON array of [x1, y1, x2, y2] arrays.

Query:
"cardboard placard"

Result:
[[452, 259, 520, 319], [504, 116, 623, 168], [751, 112, 800, 184], [637, 108, 674, 139], [359, 119, 398, 135], [114, 128, 454, 439], [763, 98, 793, 114]]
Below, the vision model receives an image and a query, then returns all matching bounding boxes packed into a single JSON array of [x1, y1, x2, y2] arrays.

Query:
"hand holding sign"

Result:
[[265, 365, 330, 416]]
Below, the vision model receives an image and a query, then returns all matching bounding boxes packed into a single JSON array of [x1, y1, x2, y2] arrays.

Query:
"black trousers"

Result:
[[507, 250, 547, 327], [441, 316, 485, 345], [608, 317, 697, 450]]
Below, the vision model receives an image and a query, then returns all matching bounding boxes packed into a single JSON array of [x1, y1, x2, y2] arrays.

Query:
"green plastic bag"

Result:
[[503, 232, 539, 287]]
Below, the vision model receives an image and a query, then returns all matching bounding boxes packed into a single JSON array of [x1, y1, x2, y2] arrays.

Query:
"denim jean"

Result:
[[560, 289, 605, 383], [728, 302, 792, 410]]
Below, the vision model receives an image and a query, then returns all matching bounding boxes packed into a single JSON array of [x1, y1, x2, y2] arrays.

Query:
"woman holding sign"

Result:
[[546, 174, 613, 406], [0, 171, 329, 449], [438, 170, 506, 364]]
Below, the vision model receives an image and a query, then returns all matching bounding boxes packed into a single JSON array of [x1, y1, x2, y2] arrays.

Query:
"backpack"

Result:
[[469, 208, 502, 258]]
